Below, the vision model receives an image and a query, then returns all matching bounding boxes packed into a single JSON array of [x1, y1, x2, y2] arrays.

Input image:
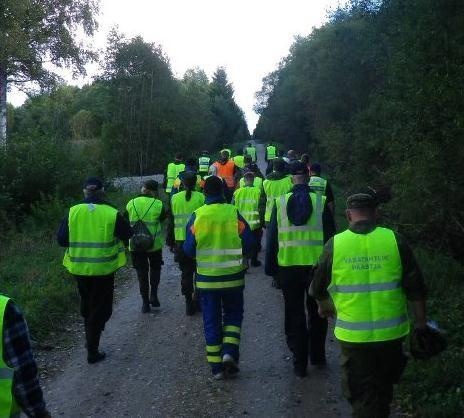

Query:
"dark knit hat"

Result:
[[83, 177, 104, 191], [289, 161, 309, 175], [144, 179, 158, 192], [203, 176, 224, 196]]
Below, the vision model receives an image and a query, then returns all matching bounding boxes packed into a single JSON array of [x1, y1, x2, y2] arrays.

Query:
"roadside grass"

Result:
[[0, 189, 133, 341], [331, 183, 464, 416]]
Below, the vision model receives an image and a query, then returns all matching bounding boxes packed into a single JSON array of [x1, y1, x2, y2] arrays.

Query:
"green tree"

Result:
[[0, 0, 99, 145]]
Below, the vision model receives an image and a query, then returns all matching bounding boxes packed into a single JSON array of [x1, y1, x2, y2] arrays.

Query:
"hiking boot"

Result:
[[142, 302, 151, 313], [293, 366, 307, 378], [88, 351, 106, 364], [223, 354, 239, 378], [150, 292, 160, 308]]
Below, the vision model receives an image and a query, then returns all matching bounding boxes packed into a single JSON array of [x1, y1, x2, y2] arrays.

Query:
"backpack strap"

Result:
[[132, 198, 157, 221]]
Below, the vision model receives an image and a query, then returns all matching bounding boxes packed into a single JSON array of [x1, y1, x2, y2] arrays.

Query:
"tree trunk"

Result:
[[0, 67, 7, 146]]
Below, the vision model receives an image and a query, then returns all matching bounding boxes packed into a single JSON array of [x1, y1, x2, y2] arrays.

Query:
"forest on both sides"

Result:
[[253, 0, 464, 416]]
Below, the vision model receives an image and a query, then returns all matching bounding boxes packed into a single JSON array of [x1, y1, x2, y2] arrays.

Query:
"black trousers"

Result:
[[251, 228, 262, 261], [340, 339, 407, 418], [280, 266, 328, 370], [131, 250, 163, 302], [76, 275, 114, 336], [176, 243, 196, 296]]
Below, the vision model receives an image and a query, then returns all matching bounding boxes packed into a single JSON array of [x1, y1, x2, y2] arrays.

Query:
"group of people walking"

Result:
[[0, 142, 440, 418]]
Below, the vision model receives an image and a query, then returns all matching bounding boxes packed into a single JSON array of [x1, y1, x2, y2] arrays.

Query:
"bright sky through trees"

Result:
[[9, 0, 344, 130]]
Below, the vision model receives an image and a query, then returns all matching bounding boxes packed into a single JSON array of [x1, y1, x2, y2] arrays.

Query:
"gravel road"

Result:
[[42, 144, 350, 418]]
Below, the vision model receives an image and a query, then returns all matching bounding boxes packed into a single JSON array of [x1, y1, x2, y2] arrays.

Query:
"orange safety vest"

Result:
[[213, 160, 236, 188]]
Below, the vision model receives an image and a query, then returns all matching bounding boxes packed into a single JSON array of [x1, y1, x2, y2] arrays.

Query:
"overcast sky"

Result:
[[9, 0, 344, 131]]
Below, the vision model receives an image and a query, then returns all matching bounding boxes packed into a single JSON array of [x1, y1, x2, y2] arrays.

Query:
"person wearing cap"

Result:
[[308, 162, 335, 214], [262, 159, 294, 288], [167, 173, 205, 316], [212, 150, 238, 203], [126, 180, 166, 313], [183, 176, 255, 379], [232, 172, 265, 267], [164, 153, 185, 194], [198, 151, 211, 177], [57, 177, 133, 363], [0, 294, 51, 418], [244, 142, 257, 163], [311, 192, 428, 418], [265, 162, 336, 377]]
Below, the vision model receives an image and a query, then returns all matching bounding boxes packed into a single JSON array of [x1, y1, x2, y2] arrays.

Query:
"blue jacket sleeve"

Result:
[[238, 213, 256, 255], [182, 213, 197, 258], [265, 205, 279, 276]]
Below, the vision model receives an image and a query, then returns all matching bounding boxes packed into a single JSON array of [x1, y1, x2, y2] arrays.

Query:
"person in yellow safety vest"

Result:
[[198, 150, 211, 177], [265, 143, 277, 162], [0, 294, 51, 418], [312, 191, 429, 418], [244, 142, 257, 162], [58, 177, 133, 364], [167, 173, 205, 316], [263, 158, 293, 225], [232, 172, 265, 267], [171, 157, 202, 197], [265, 162, 336, 377], [220, 143, 232, 159], [164, 152, 185, 193], [183, 176, 256, 380], [308, 162, 335, 214], [125, 179, 166, 313], [232, 149, 245, 169]]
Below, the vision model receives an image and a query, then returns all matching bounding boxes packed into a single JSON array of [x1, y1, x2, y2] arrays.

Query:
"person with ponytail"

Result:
[[167, 172, 205, 315]]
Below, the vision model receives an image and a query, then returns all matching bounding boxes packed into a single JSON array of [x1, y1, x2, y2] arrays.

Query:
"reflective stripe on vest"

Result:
[[238, 176, 263, 189], [263, 176, 293, 222], [63, 204, 126, 275], [214, 160, 236, 188], [166, 162, 185, 193], [0, 296, 21, 418], [266, 145, 276, 160], [329, 227, 409, 343], [198, 157, 211, 173], [233, 186, 262, 231], [171, 191, 205, 241], [245, 147, 256, 162], [126, 196, 164, 251], [276, 192, 325, 267], [193, 204, 244, 286], [309, 176, 327, 195]]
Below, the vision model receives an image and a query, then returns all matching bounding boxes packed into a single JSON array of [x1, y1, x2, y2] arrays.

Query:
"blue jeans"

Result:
[[200, 288, 244, 374]]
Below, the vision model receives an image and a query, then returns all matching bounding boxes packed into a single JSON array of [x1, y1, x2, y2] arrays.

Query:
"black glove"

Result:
[[410, 325, 447, 360]]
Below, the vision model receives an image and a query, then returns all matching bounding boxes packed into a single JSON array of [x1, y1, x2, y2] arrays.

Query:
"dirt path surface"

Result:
[[43, 144, 350, 418]]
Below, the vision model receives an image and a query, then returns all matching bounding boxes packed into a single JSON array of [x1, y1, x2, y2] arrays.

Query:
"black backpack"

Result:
[[131, 199, 156, 252]]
